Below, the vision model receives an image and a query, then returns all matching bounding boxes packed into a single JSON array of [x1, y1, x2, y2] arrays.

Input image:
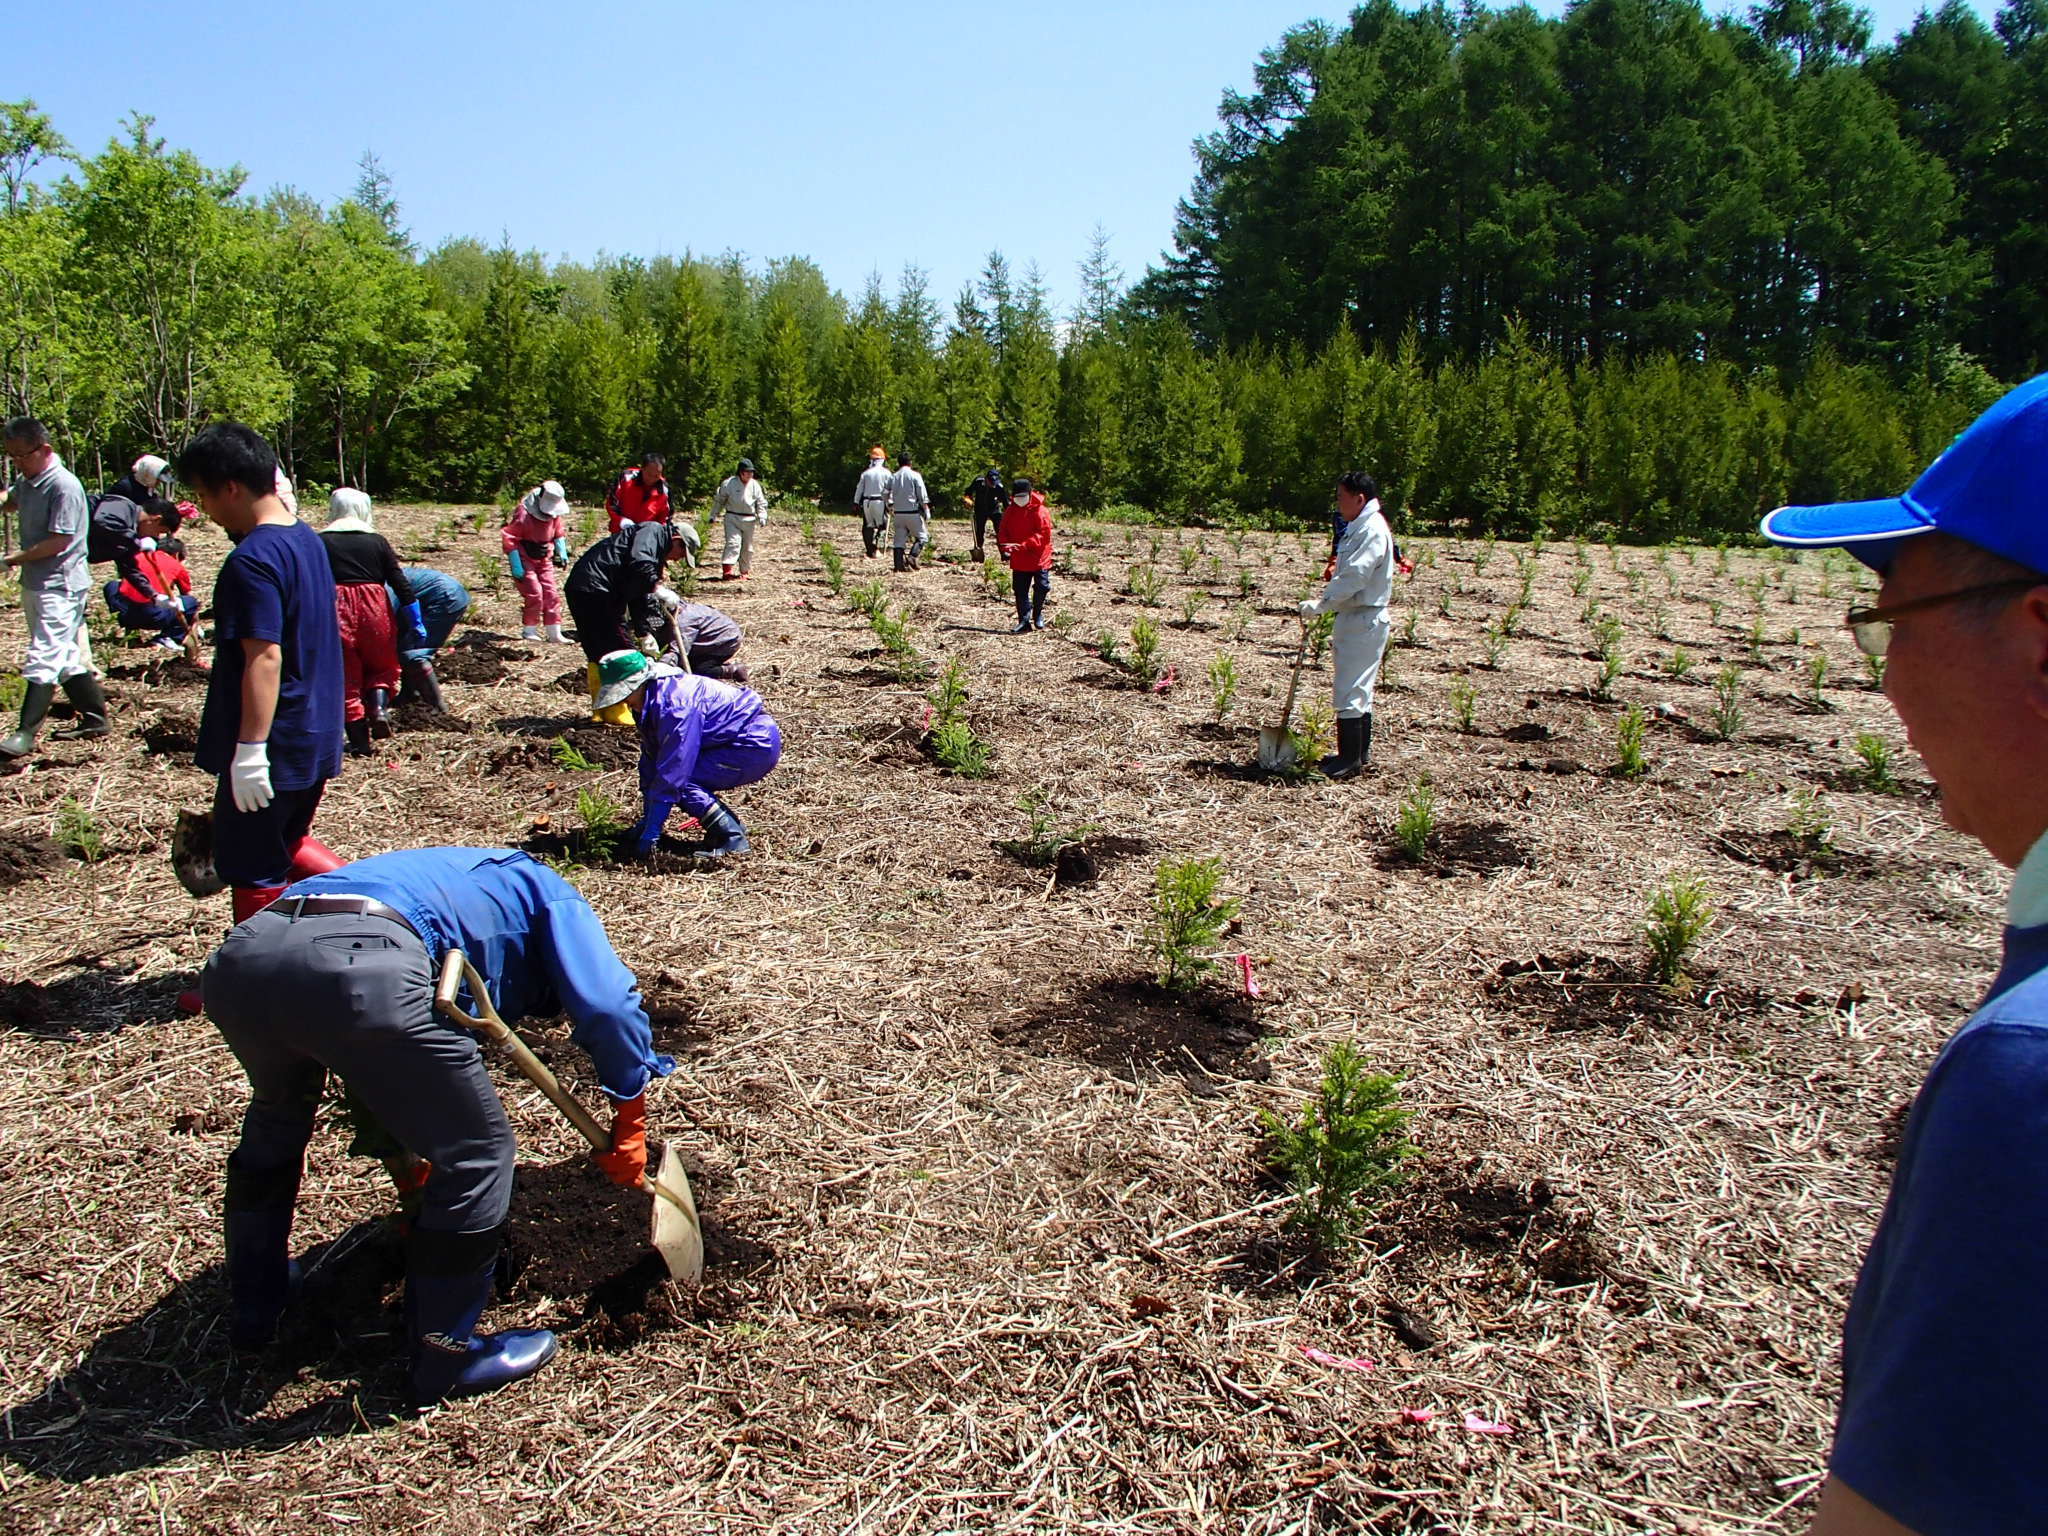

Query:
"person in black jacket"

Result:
[[964, 467, 1005, 564], [321, 489, 418, 754], [88, 484, 187, 606], [562, 522, 689, 724]]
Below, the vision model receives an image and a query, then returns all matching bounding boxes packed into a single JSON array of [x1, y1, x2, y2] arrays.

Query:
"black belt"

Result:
[[265, 893, 417, 936]]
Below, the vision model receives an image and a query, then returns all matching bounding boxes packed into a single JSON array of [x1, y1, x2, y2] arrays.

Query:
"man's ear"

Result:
[[2021, 586, 2048, 724]]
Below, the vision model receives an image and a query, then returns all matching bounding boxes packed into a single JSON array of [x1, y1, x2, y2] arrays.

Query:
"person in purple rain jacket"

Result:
[[588, 648, 782, 861]]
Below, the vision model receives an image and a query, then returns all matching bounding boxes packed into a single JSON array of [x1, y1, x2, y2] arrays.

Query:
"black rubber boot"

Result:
[[861, 525, 878, 558], [0, 681, 57, 759], [1320, 715, 1371, 780], [50, 673, 109, 740], [892, 549, 907, 573], [693, 796, 751, 861], [226, 1205, 302, 1350], [346, 719, 372, 757], [398, 659, 445, 714], [366, 687, 393, 739], [406, 1226, 558, 1404], [1031, 588, 1047, 629]]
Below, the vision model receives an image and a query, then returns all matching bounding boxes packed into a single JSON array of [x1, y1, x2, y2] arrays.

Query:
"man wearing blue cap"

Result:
[[1761, 374, 2048, 1536]]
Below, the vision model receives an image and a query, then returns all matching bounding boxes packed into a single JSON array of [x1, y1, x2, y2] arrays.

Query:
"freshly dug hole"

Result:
[[993, 976, 1269, 1084]]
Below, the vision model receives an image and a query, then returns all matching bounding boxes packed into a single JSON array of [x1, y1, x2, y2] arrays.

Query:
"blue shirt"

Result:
[[388, 566, 471, 661], [197, 520, 344, 787], [286, 848, 675, 1101], [1832, 918, 2048, 1532]]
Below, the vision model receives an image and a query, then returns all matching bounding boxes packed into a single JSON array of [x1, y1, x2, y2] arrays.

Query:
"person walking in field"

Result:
[[965, 466, 1006, 565], [1, 416, 107, 756], [854, 445, 891, 559], [714, 458, 769, 580], [503, 479, 572, 643], [322, 489, 420, 756], [1757, 374, 2048, 1536], [591, 648, 782, 861], [606, 452, 671, 533], [997, 476, 1052, 632], [199, 845, 675, 1401], [1300, 470, 1393, 780], [888, 450, 931, 571]]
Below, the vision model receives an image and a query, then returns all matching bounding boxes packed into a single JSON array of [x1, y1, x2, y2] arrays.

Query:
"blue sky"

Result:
[[26, 0, 1992, 319]]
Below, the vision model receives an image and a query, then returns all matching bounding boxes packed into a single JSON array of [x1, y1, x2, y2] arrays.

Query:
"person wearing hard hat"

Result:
[[592, 648, 782, 861], [199, 845, 675, 1402], [563, 521, 693, 724], [322, 489, 420, 755], [1300, 470, 1394, 780], [888, 450, 931, 571], [854, 446, 891, 559], [714, 458, 769, 580], [503, 479, 573, 643]]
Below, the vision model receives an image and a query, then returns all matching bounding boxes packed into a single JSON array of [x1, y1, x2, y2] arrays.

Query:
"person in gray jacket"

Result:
[[2, 417, 105, 756], [1299, 470, 1393, 779], [888, 451, 931, 572]]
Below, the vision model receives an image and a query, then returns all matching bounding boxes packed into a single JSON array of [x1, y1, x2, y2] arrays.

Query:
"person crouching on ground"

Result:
[[389, 565, 472, 715], [200, 846, 674, 1402], [715, 458, 769, 580], [1300, 470, 1393, 780], [104, 518, 199, 646], [592, 649, 782, 861], [504, 479, 572, 642], [322, 489, 420, 756], [997, 476, 1052, 632], [662, 598, 749, 682]]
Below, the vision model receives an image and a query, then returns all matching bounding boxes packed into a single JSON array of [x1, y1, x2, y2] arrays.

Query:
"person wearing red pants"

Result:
[[322, 489, 417, 755], [174, 423, 348, 1012]]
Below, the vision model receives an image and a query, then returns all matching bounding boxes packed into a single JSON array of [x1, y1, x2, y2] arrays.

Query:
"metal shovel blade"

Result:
[[647, 1142, 705, 1285], [1256, 726, 1300, 771]]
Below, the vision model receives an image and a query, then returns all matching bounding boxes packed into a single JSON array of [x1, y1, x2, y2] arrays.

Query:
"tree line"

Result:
[[0, 28, 2021, 545]]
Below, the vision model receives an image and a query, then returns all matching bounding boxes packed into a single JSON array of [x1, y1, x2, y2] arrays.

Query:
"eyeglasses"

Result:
[[1844, 578, 2043, 656]]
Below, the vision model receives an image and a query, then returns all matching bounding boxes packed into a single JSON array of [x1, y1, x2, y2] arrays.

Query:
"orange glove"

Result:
[[593, 1093, 648, 1188]]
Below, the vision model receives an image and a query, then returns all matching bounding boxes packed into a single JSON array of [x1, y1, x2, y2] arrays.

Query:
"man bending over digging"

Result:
[[1761, 373, 2048, 1536], [202, 847, 674, 1402]]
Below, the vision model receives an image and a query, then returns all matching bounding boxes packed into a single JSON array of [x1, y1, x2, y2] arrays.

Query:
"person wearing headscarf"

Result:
[[854, 446, 891, 559], [503, 479, 573, 642], [322, 489, 418, 754]]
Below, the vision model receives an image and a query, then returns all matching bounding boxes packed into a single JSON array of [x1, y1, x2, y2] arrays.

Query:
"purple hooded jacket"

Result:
[[637, 670, 783, 833]]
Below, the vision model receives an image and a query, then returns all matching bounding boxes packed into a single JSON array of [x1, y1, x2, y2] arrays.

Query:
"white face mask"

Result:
[[1011, 494, 1030, 506]]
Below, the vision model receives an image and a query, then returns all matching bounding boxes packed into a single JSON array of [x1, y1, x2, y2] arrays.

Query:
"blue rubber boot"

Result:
[[693, 796, 750, 861], [225, 1206, 302, 1349], [406, 1227, 558, 1404]]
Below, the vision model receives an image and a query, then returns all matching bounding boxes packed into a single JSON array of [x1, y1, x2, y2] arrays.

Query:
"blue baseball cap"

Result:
[[1759, 373, 2048, 574]]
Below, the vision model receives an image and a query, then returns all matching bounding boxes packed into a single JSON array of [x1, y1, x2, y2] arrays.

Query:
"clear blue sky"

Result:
[[26, 0, 1991, 319]]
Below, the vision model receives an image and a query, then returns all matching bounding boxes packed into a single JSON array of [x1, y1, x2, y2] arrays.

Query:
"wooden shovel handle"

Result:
[[1277, 618, 1310, 732], [435, 948, 612, 1152]]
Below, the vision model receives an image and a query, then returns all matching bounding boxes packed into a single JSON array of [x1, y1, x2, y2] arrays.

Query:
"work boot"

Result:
[[892, 549, 906, 573], [1032, 591, 1048, 629], [0, 681, 56, 759], [1320, 715, 1372, 780], [406, 1227, 558, 1404], [721, 564, 736, 582], [693, 796, 751, 862], [346, 718, 371, 757], [366, 688, 393, 740], [971, 542, 985, 565], [907, 547, 922, 571], [543, 623, 566, 643], [862, 527, 878, 558], [49, 673, 109, 741], [288, 836, 346, 879], [1010, 616, 1032, 635], [226, 1205, 302, 1350], [398, 658, 445, 714], [520, 625, 540, 642]]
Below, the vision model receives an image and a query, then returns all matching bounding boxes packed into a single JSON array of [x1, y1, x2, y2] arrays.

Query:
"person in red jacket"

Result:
[[104, 539, 200, 648], [996, 477, 1054, 633], [606, 453, 672, 533]]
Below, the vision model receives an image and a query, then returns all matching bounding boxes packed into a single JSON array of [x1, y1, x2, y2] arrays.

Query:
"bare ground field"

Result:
[[0, 502, 1997, 1534]]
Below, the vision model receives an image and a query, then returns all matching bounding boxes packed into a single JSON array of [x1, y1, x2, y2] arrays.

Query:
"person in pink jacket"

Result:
[[504, 480, 572, 642], [996, 477, 1054, 632]]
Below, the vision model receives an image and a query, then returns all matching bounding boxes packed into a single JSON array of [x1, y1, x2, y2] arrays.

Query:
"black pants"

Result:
[[974, 509, 1000, 553], [566, 590, 631, 664], [1012, 569, 1050, 624], [203, 909, 514, 1235], [212, 778, 325, 890], [687, 635, 743, 679]]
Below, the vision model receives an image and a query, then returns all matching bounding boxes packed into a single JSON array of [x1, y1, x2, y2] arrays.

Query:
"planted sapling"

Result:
[[1450, 678, 1477, 733], [1645, 874, 1713, 988], [1208, 653, 1238, 723], [1260, 1042, 1416, 1254], [1710, 665, 1744, 741], [1852, 733, 1900, 793], [1147, 856, 1241, 991], [1616, 703, 1649, 777], [1393, 776, 1436, 861]]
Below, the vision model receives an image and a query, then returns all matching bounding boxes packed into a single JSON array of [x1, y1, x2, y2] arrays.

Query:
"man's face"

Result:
[[642, 461, 664, 486], [739, 470, 754, 485], [190, 478, 254, 531], [4, 438, 52, 479], [1336, 485, 1368, 519], [139, 510, 170, 539], [1877, 538, 2047, 857]]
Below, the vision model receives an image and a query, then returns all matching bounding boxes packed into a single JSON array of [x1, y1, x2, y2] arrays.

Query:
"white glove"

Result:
[[230, 742, 274, 813], [1299, 599, 1320, 621], [638, 635, 660, 657], [136, 536, 158, 552], [153, 591, 179, 608], [654, 584, 682, 613]]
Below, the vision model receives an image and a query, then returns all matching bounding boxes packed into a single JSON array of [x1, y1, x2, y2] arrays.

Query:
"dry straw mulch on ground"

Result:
[[0, 502, 1996, 1533]]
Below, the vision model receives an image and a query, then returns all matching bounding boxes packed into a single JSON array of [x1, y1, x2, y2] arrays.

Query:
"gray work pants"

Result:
[[202, 909, 514, 1236], [891, 510, 928, 553]]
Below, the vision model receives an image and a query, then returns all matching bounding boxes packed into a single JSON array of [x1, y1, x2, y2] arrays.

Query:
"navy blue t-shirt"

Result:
[[196, 519, 344, 788], [1831, 921, 2048, 1531]]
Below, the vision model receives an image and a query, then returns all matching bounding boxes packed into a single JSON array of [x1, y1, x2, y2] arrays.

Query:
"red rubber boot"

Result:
[[288, 837, 346, 878]]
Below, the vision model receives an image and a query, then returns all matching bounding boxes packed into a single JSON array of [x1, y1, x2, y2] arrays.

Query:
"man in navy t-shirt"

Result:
[[1762, 373, 2048, 1535], [177, 423, 348, 929]]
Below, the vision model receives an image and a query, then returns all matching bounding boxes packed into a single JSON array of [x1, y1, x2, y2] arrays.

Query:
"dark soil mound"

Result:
[[1375, 821, 1532, 876], [1388, 1163, 1622, 1290], [553, 725, 639, 770], [137, 712, 201, 756], [391, 702, 472, 734], [1713, 828, 1871, 879], [437, 641, 520, 685], [994, 976, 1270, 1088], [1485, 950, 1770, 1033], [552, 666, 589, 697], [0, 829, 65, 887]]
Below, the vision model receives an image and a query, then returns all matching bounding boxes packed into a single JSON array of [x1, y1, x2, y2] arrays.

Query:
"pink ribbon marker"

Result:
[[1302, 1347, 1374, 1373], [1462, 1412, 1514, 1436], [1235, 953, 1262, 999]]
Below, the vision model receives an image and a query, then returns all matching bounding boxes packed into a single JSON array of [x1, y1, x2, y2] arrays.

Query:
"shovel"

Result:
[[433, 948, 704, 1286], [1257, 618, 1312, 771]]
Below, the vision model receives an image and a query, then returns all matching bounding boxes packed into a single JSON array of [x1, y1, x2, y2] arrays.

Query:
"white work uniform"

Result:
[[1304, 500, 1392, 721], [888, 466, 930, 553], [854, 461, 891, 533], [715, 474, 769, 572]]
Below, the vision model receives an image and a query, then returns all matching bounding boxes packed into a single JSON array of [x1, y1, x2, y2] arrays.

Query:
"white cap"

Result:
[[536, 479, 566, 513], [132, 453, 170, 488]]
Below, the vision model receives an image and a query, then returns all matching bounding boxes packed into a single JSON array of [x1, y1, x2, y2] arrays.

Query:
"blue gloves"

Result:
[[632, 799, 675, 856], [507, 548, 526, 579], [553, 537, 570, 566]]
